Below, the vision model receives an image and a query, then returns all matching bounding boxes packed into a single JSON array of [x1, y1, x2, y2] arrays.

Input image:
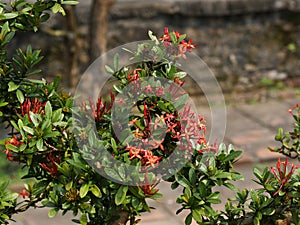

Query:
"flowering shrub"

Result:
[[0, 1, 300, 225]]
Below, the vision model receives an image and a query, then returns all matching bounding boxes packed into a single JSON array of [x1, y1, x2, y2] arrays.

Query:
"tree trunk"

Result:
[[64, 5, 79, 88], [89, 0, 116, 63]]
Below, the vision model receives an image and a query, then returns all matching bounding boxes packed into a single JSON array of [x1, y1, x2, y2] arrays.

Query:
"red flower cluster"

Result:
[[4, 135, 24, 161], [82, 92, 115, 123], [159, 27, 197, 58], [270, 157, 300, 196], [39, 152, 61, 177], [126, 144, 162, 168], [178, 103, 207, 149], [20, 98, 45, 121], [139, 175, 159, 197], [127, 102, 207, 168]]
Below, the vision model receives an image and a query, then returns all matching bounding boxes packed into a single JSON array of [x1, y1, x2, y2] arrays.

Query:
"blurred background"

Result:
[[6, 0, 300, 103]]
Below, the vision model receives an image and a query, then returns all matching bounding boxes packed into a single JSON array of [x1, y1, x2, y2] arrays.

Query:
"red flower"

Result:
[[4, 135, 24, 162], [145, 155, 162, 168], [126, 144, 162, 168], [181, 39, 197, 51], [39, 152, 61, 177], [19, 189, 30, 199], [159, 27, 170, 41], [174, 77, 185, 86], [127, 145, 142, 160], [82, 92, 114, 123], [139, 175, 159, 197], [20, 98, 45, 121], [159, 27, 197, 58], [270, 157, 300, 196], [288, 103, 300, 114]]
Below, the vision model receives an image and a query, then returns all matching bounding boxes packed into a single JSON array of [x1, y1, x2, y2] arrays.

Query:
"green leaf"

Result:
[[23, 126, 34, 135], [52, 3, 65, 15], [79, 214, 87, 225], [170, 32, 177, 44], [188, 167, 196, 186], [10, 120, 19, 131], [52, 109, 63, 123], [115, 185, 128, 205], [223, 150, 242, 162], [113, 84, 123, 93], [177, 34, 187, 43], [253, 167, 262, 181], [207, 192, 221, 204], [8, 81, 19, 92], [175, 173, 191, 188], [253, 216, 260, 225], [185, 213, 192, 225], [174, 71, 187, 79], [173, 94, 188, 110], [80, 183, 90, 198], [24, 78, 46, 84], [223, 182, 237, 191], [3, 12, 18, 19], [16, 89, 24, 103], [111, 138, 117, 154], [113, 53, 119, 71], [90, 185, 102, 198], [275, 128, 283, 141], [0, 102, 8, 107], [192, 209, 203, 223], [36, 139, 43, 151], [61, 1, 79, 5], [105, 65, 114, 74], [45, 101, 52, 118], [148, 30, 159, 44], [48, 208, 59, 218], [42, 200, 56, 208], [184, 186, 192, 199]]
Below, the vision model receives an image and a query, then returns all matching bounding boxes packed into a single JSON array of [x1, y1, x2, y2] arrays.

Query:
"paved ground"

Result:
[[9, 94, 300, 225]]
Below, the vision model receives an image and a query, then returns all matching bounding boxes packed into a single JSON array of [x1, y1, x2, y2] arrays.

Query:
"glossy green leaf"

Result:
[[16, 89, 24, 103], [23, 126, 34, 135], [113, 53, 119, 71], [192, 209, 203, 223], [90, 185, 102, 198], [175, 173, 191, 188], [223, 150, 242, 162], [0, 102, 8, 107], [105, 65, 114, 74], [45, 101, 52, 118], [3, 12, 18, 19], [115, 185, 128, 205], [80, 183, 90, 198], [173, 94, 188, 110], [48, 208, 59, 218], [36, 138, 43, 151], [51, 3, 65, 15], [8, 81, 19, 92], [185, 213, 192, 225], [275, 128, 283, 141]]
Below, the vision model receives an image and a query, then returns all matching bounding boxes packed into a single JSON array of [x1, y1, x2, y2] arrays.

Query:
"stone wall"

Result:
[[10, 0, 300, 92]]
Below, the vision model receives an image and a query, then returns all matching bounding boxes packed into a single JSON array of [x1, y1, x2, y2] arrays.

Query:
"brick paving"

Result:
[[9, 96, 300, 225]]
